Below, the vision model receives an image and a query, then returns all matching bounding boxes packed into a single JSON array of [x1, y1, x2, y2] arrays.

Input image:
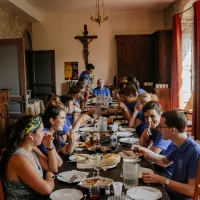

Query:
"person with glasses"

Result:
[[139, 101, 175, 178], [133, 109, 200, 200], [1, 116, 57, 199]]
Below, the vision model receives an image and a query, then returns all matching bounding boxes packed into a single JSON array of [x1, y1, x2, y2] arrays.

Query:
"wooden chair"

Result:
[[175, 109, 193, 135], [194, 157, 200, 200]]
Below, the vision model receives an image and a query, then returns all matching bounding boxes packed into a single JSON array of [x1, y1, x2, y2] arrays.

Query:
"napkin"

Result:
[[128, 188, 160, 200], [77, 160, 94, 169]]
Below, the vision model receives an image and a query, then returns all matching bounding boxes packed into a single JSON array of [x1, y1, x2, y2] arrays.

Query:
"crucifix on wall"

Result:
[[75, 24, 97, 67]]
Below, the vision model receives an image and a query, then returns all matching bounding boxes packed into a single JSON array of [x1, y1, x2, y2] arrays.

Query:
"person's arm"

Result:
[[0, 179, 5, 200], [81, 90, 89, 110], [61, 131, 77, 154], [129, 106, 141, 128], [132, 145, 172, 167], [72, 114, 91, 132], [142, 173, 195, 197], [106, 88, 111, 97], [139, 129, 152, 148], [10, 155, 55, 195], [119, 102, 132, 120]]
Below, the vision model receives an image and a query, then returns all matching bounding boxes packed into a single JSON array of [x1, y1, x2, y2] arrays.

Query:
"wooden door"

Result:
[[31, 50, 56, 103], [116, 36, 136, 77], [0, 38, 27, 119], [135, 36, 153, 83]]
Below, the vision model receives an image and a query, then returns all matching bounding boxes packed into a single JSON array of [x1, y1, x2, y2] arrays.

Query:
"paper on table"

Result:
[[128, 188, 160, 200]]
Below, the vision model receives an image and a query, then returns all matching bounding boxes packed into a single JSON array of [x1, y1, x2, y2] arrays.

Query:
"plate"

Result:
[[69, 154, 89, 162], [75, 142, 86, 148], [57, 170, 88, 183], [118, 127, 136, 132], [116, 132, 133, 137], [119, 137, 139, 144], [127, 186, 162, 200], [78, 177, 113, 188], [50, 189, 83, 200], [79, 127, 109, 132], [109, 115, 123, 119], [138, 168, 154, 178], [79, 127, 97, 132]]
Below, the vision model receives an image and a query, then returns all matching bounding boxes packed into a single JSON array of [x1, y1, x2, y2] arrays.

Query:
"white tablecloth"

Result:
[[27, 100, 45, 116]]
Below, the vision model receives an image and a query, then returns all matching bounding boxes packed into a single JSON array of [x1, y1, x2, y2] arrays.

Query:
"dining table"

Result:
[[47, 148, 170, 200]]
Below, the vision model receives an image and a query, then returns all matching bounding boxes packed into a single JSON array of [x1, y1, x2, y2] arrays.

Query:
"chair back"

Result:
[[194, 157, 200, 200]]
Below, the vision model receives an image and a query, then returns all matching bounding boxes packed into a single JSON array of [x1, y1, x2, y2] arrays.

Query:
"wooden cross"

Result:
[[75, 24, 97, 67]]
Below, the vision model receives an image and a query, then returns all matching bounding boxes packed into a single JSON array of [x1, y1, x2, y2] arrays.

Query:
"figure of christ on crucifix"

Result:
[[75, 24, 97, 67]]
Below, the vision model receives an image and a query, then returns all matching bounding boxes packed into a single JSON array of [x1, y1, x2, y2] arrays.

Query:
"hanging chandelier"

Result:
[[90, 0, 108, 27]]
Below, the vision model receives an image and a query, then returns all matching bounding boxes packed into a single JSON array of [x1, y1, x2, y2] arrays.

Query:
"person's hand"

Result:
[[142, 172, 165, 184], [141, 128, 152, 141], [119, 102, 127, 110], [42, 132, 54, 148], [45, 172, 55, 180], [69, 131, 78, 144], [131, 145, 149, 156], [79, 114, 92, 124], [134, 104, 140, 114]]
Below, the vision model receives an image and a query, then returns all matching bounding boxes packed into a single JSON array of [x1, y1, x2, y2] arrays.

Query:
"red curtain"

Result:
[[193, 1, 200, 139], [171, 14, 182, 109]]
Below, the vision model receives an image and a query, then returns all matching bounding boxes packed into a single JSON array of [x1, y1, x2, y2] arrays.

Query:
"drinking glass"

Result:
[[123, 159, 140, 189], [85, 136, 93, 148], [94, 154, 102, 177], [89, 185, 100, 200]]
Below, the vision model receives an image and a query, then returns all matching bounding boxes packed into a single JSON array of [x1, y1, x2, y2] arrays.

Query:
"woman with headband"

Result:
[[1, 115, 57, 199]]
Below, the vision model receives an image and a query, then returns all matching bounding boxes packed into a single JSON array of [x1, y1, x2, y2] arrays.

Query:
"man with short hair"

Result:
[[133, 109, 200, 200], [79, 63, 95, 86], [93, 79, 110, 96], [139, 101, 175, 178]]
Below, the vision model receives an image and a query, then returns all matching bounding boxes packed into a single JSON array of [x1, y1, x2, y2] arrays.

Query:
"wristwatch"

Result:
[[165, 178, 170, 185]]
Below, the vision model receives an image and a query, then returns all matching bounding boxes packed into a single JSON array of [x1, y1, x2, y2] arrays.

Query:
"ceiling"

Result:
[[27, 0, 177, 13]]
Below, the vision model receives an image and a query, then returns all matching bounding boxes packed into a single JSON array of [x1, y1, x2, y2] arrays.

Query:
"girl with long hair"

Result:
[[1, 115, 57, 199]]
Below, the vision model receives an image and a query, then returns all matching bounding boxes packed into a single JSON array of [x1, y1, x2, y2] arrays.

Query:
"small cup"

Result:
[[166, 84, 169, 88], [113, 182, 123, 196], [159, 84, 163, 88]]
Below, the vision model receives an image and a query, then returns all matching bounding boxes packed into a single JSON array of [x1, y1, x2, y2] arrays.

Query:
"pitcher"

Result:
[[95, 117, 107, 131], [122, 158, 140, 189]]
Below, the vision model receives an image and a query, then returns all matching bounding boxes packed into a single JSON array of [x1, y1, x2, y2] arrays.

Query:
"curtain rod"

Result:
[[179, 6, 193, 15]]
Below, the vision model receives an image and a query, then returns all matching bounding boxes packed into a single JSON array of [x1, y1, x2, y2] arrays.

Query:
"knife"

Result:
[[68, 174, 77, 183]]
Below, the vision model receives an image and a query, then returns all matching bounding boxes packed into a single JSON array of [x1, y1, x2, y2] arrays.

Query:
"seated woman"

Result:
[[1, 115, 57, 199], [118, 86, 138, 120], [40, 105, 90, 155], [129, 92, 158, 136]]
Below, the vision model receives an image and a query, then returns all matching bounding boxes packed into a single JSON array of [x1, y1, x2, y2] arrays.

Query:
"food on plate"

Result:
[[102, 153, 121, 166], [76, 155, 87, 161], [81, 177, 113, 187]]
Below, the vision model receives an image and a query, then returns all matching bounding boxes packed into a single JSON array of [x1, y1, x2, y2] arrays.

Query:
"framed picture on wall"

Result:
[[64, 62, 78, 80]]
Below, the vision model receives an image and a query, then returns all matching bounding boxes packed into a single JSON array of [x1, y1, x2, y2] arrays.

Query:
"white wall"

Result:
[[32, 10, 165, 95]]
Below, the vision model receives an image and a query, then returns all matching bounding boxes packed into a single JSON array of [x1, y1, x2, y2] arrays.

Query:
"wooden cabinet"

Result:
[[152, 30, 172, 85], [156, 88, 171, 112], [0, 90, 10, 149], [115, 35, 153, 83]]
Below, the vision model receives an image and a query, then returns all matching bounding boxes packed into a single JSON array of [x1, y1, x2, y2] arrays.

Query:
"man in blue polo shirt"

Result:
[[93, 79, 111, 96], [133, 109, 200, 200], [79, 63, 95, 85], [139, 101, 175, 178]]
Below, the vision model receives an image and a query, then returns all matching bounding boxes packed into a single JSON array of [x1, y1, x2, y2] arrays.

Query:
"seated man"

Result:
[[139, 101, 175, 178], [133, 109, 200, 200], [118, 86, 138, 120], [93, 79, 111, 96]]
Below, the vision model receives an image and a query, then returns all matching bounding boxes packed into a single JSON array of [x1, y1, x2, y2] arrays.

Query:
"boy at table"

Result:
[[139, 101, 175, 179], [133, 109, 200, 200]]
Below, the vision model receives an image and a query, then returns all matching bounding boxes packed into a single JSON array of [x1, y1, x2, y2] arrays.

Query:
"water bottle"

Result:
[[110, 133, 118, 152]]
